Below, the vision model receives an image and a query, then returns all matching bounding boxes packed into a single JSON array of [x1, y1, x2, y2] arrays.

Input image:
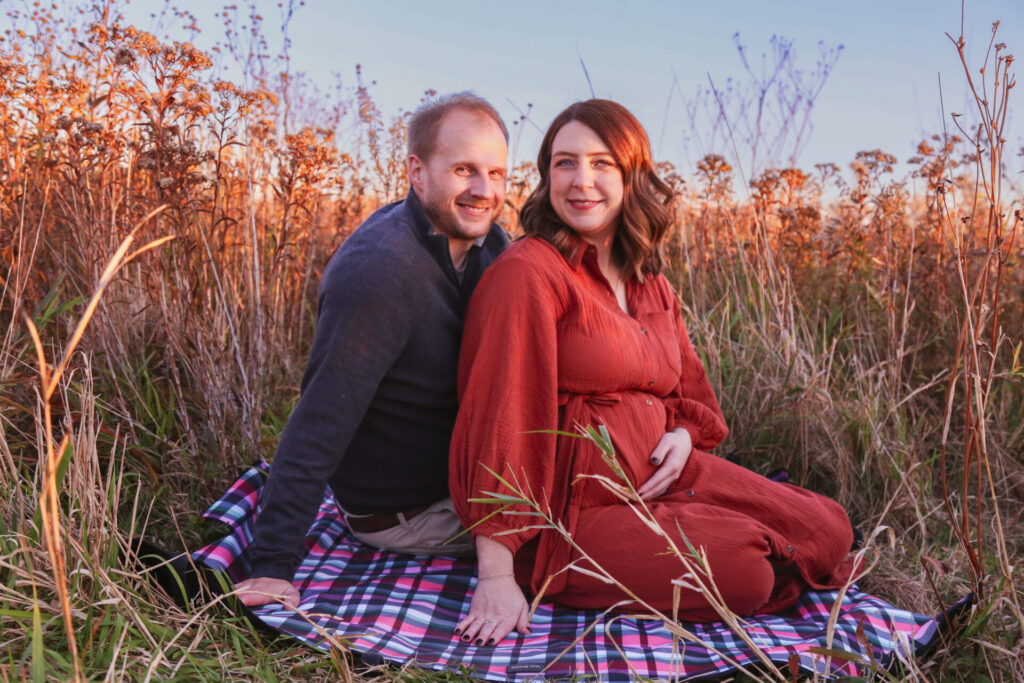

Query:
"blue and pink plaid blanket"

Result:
[[192, 466, 961, 680]]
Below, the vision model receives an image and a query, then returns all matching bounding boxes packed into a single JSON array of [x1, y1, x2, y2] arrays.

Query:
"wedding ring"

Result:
[[484, 619, 496, 625]]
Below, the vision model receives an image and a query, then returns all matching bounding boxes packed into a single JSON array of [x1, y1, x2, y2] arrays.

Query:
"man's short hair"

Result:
[[407, 92, 509, 160]]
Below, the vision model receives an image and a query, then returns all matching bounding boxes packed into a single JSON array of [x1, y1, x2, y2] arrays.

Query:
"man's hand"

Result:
[[235, 577, 300, 608], [637, 427, 693, 501]]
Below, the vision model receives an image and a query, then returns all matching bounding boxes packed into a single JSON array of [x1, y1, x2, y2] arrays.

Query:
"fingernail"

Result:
[[487, 638, 496, 645], [650, 457, 659, 464], [475, 639, 483, 646], [454, 629, 462, 635], [462, 635, 470, 642]]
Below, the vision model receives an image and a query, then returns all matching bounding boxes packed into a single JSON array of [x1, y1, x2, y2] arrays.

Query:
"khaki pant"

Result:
[[341, 497, 475, 556]]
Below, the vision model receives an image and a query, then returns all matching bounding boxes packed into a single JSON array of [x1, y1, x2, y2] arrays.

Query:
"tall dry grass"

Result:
[[0, 2, 1021, 680]]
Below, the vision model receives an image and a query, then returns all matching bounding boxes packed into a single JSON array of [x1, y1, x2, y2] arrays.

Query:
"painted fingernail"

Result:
[[487, 638, 496, 645], [475, 639, 483, 646], [454, 629, 462, 635], [462, 635, 470, 642], [651, 457, 660, 464]]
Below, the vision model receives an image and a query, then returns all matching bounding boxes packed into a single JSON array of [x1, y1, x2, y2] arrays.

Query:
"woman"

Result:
[[450, 100, 855, 646]]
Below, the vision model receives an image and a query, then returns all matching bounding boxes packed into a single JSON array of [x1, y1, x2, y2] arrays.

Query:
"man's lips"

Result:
[[456, 202, 492, 216]]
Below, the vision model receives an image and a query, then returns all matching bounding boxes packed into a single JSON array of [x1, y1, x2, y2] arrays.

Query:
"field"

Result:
[[0, 2, 1021, 681]]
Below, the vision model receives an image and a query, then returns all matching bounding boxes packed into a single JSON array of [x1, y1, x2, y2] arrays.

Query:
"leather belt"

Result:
[[344, 503, 432, 533]]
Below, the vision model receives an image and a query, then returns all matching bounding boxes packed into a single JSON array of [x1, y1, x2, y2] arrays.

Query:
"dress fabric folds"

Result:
[[450, 236, 855, 620]]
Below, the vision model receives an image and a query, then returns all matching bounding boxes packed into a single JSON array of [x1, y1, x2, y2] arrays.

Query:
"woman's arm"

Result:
[[450, 244, 564, 557]]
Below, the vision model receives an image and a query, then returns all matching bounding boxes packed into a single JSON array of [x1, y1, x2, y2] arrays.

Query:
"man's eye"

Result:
[[489, 169, 506, 180], [454, 166, 471, 176]]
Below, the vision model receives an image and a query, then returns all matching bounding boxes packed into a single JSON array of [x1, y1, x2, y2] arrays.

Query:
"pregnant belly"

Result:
[[566, 390, 668, 508]]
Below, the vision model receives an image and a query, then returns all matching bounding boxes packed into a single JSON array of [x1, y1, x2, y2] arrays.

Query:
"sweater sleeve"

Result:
[[449, 249, 562, 555], [660, 278, 729, 451], [248, 252, 413, 580]]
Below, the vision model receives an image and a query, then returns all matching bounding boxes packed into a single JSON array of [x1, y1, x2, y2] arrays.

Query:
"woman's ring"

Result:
[[484, 619, 496, 625]]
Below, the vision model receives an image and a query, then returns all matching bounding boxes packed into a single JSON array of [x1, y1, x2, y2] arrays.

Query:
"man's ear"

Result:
[[407, 155, 424, 192]]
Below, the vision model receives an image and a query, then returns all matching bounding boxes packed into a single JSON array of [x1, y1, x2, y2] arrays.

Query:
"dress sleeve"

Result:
[[248, 252, 413, 580], [450, 249, 562, 555], [660, 278, 729, 451]]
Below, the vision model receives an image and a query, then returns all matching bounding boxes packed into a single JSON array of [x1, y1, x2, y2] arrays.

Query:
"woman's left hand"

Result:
[[637, 428, 693, 501]]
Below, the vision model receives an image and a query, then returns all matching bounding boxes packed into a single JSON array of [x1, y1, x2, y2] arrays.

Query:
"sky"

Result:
[[119, 0, 1024, 184]]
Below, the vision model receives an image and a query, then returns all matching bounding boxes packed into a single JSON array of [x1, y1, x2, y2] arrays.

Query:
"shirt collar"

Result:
[[561, 233, 597, 272]]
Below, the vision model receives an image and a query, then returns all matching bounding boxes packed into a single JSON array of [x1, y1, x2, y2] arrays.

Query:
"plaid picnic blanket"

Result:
[[193, 466, 962, 681]]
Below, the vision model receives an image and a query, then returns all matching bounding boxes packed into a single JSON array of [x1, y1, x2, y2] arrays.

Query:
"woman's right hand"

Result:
[[456, 535, 531, 645], [456, 575, 531, 645]]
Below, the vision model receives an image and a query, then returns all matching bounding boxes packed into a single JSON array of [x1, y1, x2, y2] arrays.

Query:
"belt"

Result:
[[344, 503, 432, 533]]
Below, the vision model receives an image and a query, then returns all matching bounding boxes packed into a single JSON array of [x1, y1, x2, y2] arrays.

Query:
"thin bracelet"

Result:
[[478, 573, 514, 582]]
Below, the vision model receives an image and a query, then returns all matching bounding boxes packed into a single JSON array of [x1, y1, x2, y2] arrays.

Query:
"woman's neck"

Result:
[[580, 232, 629, 314]]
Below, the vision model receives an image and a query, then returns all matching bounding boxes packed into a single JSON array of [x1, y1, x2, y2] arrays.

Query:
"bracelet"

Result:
[[478, 573, 514, 582]]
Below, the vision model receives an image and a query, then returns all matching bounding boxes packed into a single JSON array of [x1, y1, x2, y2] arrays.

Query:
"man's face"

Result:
[[408, 109, 508, 246]]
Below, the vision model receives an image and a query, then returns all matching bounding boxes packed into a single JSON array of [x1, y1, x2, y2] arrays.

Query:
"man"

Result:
[[237, 93, 509, 608]]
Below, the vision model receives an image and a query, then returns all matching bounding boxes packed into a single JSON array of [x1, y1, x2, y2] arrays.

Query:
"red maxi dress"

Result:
[[450, 236, 855, 620]]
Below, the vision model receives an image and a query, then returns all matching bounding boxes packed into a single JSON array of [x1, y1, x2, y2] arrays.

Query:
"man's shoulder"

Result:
[[322, 200, 422, 286], [339, 200, 419, 259]]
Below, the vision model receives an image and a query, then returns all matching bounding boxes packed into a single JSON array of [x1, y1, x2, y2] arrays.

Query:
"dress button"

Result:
[[786, 545, 795, 553], [645, 399, 653, 405], [640, 328, 648, 335], [686, 490, 695, 497], [648, 378, 656, 386]]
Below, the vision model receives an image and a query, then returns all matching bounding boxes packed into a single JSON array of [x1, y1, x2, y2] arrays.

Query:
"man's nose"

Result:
[[468, 173, 494, 197]]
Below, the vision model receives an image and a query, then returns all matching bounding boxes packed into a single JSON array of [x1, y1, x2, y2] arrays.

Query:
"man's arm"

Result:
[[244, 251, 414, 586]]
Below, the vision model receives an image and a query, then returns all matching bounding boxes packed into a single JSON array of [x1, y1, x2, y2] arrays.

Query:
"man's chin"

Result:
[[444, 219, 494, 243]]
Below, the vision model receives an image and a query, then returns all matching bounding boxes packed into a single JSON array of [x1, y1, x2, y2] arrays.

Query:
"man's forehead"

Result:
[[433, 115, 508, 161]]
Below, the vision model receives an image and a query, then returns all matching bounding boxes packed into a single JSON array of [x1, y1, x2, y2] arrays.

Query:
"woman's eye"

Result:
[[554, 159, 574, 169]]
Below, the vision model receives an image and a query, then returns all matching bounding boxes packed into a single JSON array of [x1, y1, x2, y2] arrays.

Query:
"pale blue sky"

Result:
[[121, 0, 1023, 182]]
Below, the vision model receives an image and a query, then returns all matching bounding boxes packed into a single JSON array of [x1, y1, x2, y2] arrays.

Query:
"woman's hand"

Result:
[[235, 577, 300, 608], [456, 535, 531, 645], [456, 575, 531, 645], [637, 427, 693, 501]]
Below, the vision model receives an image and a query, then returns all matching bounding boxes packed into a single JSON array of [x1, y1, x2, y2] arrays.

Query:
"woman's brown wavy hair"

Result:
[[519, 99, 675, 280]]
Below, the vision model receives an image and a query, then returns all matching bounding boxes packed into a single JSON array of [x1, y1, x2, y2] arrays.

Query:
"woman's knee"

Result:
[[711, 550, 775, 616]]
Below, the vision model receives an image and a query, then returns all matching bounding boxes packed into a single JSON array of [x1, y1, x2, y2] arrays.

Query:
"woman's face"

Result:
[[548, 120, 624, 246]]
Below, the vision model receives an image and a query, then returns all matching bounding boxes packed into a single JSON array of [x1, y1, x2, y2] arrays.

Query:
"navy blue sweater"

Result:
[[248, 190, 508, 580]]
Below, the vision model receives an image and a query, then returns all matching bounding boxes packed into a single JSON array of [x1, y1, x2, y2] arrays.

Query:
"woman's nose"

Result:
[[571, 166, 594, 189]]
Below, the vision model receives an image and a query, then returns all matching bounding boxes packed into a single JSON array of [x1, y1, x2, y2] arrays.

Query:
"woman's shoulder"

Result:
[[501, 235, 565, 262], [486, 236, 569, 279], [473, 236, 571, 303], [638, 271, 683, 311]]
